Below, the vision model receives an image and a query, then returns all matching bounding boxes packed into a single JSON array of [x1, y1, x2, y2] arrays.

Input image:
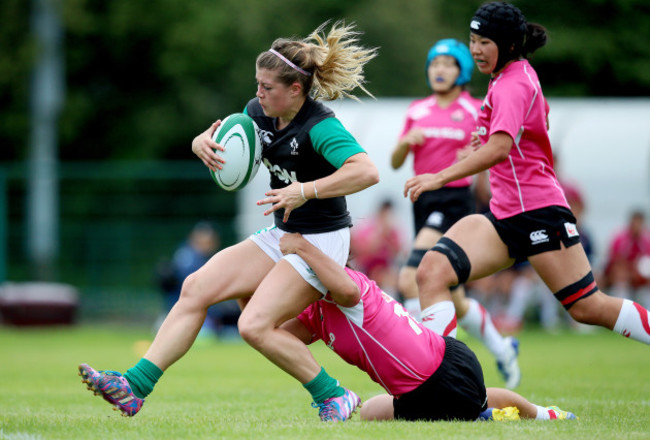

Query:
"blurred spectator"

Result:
[[155, 221, 240, 338], [602, 210, 650, 307], [351, 199, 405, 296]]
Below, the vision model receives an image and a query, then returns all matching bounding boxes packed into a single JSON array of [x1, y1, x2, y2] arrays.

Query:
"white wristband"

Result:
[[313, 181, 319, 199], [300, 183, 307, 201]]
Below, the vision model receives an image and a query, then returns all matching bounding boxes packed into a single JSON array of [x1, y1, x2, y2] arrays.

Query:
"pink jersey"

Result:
[[605, 227, 650, 288], [477, 60, 569, 219], [297, 267, 446, 397], [400, 91, 481, 188]]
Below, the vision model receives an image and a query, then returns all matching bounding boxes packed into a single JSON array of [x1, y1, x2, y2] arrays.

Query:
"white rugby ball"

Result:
[[209, 113, 262, 191]]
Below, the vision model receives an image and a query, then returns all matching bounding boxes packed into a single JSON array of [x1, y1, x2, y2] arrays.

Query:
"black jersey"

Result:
[[245, 97, 365, 234]]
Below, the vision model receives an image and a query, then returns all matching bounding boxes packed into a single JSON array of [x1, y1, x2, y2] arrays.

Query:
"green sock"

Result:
[[123, 358, 163, 399], [303, 367, 345, 404]]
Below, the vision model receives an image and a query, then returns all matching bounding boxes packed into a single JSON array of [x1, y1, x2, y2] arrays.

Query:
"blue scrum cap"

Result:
[[425, 38, 474, 87]]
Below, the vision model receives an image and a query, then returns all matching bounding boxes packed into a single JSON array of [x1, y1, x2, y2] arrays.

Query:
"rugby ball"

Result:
[[209, 113, 262, 191]]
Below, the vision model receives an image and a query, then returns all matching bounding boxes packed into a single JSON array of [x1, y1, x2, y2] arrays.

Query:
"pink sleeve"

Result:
[[296, 305, 321, 344], [489, 80, 531, 140]]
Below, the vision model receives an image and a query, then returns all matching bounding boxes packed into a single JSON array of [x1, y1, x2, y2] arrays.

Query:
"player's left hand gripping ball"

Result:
[[210, 113, 263, 191]]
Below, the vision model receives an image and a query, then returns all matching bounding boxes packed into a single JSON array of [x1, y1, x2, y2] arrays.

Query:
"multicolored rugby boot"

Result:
[[312, 388, 361, 422], [546, 405, 578, 420], [478, 406, 521, 421], [78, 363, 144, 417], [497, 336, 521, 389]]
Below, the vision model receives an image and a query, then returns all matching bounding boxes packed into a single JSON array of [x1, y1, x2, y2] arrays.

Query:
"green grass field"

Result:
[[1, 325, 648, 439]]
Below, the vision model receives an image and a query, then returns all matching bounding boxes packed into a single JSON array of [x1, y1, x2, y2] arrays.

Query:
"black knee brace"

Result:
[[431, 237, 471, 286], [406, 249, 428, 268], [553, 271, 598, 310]]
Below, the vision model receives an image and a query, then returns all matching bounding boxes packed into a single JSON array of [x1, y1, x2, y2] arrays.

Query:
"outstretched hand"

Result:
[[192, 120, 225, 172], [257, 181, 307, 223], [403, 173, 444, 202]]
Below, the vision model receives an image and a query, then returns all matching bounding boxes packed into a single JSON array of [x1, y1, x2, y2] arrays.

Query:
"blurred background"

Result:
[[1, 0, 649, 329]]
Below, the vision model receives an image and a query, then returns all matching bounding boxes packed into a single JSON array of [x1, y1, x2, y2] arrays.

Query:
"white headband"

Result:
[[269, 48, 312, 76]]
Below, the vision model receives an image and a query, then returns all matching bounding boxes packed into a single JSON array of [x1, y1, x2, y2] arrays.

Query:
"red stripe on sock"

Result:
[[560, 281, 597, 306], [633, 302, 650, 335], [443, 315, 457, 337], [548, 409, 557, 420]]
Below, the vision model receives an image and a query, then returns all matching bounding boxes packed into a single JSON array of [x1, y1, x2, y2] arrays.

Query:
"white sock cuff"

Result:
[[421, 300, 454, 317], [458, 297, 480, 326], [613, 299, 633, 334], [535, 405, 550, 420]]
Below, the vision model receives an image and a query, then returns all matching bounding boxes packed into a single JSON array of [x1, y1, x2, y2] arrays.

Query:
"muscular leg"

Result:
[[417, 215, 513, 310], [416, 215, 512, 331], [530, 244, 650, 344], [530, 244, 619, 327], [415, 216, 521, 387], [237, 260, 324, 383], [88, 240, 275, 404], [145, 240, 274, 370], [399, 227, 441, 320]]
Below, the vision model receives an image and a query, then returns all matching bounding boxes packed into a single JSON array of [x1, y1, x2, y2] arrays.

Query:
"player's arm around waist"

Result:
[[279, 233, 360, 307]]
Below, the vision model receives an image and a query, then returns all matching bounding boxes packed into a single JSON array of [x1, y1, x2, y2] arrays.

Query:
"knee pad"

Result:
[[553, 271, 598, 310], [431, 237, 471, 286], [406, 249, 428, 268]]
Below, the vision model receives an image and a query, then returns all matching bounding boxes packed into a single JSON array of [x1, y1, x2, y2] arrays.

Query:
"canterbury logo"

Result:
[[471, 20, 481, 30], [530, 230, 549, 245], [259, 129, 273, 145]]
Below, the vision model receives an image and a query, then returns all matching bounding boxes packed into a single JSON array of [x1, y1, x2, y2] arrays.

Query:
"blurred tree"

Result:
[[0, 0, 34, 162], [1, 0, 650, 162]]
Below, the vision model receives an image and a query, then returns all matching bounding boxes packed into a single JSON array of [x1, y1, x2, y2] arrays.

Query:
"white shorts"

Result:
[[248, 225, 350, 295]]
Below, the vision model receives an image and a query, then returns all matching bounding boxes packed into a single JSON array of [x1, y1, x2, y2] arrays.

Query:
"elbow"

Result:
[[337, 285, 361, 307], [368, 169, 380, 187], [365, 164, 380, 187], [492, 148, 511, 165]]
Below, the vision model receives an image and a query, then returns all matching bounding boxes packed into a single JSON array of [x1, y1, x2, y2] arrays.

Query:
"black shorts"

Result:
[[393, 337, 488, 421], [485, 206, 582, 262], [413, 187, 474, 235]]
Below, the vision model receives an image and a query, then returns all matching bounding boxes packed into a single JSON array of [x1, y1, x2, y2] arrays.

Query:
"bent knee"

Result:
[[237, 310, 269, 347], [179, 271, 230, 309], [415, 251, 457, 290], [178, 273, 209, 306]]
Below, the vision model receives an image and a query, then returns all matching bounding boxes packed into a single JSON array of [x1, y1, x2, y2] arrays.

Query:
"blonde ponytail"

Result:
[[257, 21, 378, 101]]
